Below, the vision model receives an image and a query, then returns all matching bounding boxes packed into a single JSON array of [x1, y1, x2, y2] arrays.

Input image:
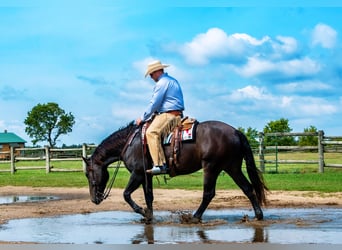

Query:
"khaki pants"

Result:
[[146, 113, 181, 166]]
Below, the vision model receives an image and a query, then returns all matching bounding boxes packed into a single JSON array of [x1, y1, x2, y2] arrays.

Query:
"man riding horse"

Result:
[[135, 60, 185, 175], [84, 60, 267, 223]]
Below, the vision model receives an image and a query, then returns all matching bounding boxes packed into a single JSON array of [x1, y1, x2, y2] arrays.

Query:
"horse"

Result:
[[83, 120, 268, 224]]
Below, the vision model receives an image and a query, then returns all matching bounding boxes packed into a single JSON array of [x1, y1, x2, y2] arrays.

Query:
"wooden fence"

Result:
[[1, 130, 341, 174], [0, 144, 97, 174], [258, 130, 342, 173]]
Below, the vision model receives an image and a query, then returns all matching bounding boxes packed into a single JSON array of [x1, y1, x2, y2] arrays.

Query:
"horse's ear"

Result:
[[82, 156, 89, 164]]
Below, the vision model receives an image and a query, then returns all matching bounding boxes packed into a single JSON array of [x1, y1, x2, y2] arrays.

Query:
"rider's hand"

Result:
[[136, 118, 142, 126]]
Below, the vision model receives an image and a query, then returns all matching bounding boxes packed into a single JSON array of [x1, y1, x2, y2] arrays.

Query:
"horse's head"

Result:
[[83, 157, 109, 205]]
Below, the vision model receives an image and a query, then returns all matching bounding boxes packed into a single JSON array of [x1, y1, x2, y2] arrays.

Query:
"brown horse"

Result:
[[83, 120, 268, 223]]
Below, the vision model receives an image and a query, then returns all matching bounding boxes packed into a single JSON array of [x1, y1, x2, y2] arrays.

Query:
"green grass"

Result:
[[0, 153, 341, 193], [262, 170, 342, 192]]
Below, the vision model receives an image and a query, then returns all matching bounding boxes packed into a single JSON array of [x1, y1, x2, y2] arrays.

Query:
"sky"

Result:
[[0, 0, 341, 146]]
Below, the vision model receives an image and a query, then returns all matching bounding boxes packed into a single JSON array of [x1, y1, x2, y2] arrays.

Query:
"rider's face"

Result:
[[150, 70, 162, 82]]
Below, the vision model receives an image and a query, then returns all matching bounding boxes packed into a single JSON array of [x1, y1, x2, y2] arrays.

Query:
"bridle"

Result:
[[103, 160, 121, 199], [86, 124, 139, 201], [87, 158, 121, 201]]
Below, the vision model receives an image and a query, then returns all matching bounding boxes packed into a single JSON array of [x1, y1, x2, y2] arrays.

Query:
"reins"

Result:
[[103, 160, 121, 200], [102, 126, 138, 200]]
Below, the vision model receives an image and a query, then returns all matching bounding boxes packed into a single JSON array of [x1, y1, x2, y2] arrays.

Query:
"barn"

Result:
[[0, 130, 26, 160]]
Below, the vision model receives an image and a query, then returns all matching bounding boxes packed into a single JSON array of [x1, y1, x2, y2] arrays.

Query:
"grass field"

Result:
[[0, 151, 341, 192]]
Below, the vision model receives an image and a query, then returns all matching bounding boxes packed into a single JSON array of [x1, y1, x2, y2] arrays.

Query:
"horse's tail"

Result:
[[237, 130, 268, 205]]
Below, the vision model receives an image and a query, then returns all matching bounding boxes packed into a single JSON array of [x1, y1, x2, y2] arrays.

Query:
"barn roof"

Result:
[[0, 131, 26, 144]]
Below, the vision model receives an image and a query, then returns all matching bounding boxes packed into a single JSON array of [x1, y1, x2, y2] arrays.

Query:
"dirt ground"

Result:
[[1, 186, 342, 225]]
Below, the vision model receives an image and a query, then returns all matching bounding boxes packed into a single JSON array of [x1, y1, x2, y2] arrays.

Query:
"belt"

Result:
[[165, 110, 183, 116]]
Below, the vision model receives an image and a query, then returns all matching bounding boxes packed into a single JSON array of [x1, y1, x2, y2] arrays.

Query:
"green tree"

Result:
[[298, 125, 318, 146], [263, 118, 295, 146], [238, 126, 259, 148], [24, 102, 75, 148]]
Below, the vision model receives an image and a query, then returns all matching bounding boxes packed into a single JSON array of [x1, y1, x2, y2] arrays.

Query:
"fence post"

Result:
[[258, 132, 265, 173], [318, 130, 324, 173], [45, 146, 51, 173], [10, 146, 15, 174], [82, 143, 87, 173]]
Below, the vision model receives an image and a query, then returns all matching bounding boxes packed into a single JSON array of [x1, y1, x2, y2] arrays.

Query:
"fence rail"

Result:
[[258, 130, 342, 173], [1, 130, 341, 174], [0, 144, 97, 174]]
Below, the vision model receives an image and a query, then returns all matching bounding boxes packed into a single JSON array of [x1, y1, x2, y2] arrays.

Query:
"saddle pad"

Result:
[[163, 122, 197, 145]]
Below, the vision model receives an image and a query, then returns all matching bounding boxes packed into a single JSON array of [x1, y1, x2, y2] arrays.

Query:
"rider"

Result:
[[136, 60, 185, 175]]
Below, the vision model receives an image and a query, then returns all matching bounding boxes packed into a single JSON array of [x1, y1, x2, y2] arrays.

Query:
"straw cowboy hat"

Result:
[[145, 60, 169, 77]]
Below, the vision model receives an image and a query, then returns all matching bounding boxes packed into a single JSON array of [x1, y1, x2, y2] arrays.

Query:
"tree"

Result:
[[298, 125, 318, 146], [238, 126, 259, 148], [24, 102, 75, 148], [263, 118, 296, 146]]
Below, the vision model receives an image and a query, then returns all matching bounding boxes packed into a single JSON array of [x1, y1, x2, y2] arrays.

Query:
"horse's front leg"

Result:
[[123, 172, 147, 218], [142, 172, 154, 224]]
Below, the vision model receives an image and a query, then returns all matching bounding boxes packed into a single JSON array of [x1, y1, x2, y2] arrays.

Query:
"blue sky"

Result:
[[0, 0, 341, 146]]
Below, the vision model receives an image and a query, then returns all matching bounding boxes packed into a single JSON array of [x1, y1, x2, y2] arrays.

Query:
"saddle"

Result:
[[142, 117, 198, 176]]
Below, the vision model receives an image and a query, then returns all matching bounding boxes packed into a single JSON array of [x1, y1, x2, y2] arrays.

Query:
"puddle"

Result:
[[0, 196, 59, 204], [0, 208, 341, 244]]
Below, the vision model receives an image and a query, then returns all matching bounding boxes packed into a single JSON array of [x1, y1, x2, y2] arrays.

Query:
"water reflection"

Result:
[[253, 227, 268, 243], [130, 224, 268, 244], [132, 224, 154, 244], [0, 208, 341, 244], [0, 195, 58, 204], [196, 227, 268, 244]]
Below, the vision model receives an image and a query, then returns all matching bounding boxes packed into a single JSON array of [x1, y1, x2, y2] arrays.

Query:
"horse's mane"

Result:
[[92, 121, 137, 159]]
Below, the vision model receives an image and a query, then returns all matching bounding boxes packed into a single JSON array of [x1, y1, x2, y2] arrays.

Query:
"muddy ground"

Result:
[[1, 186, 342, 225]]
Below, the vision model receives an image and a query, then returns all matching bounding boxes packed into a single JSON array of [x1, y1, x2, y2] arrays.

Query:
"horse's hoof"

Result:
[[256, 216, 264, 221], [190, 217, 201, 224], [256, 212, 264, 220], [134, 207, 145, 217], [254, 208, 264, 220], [141, 217, 153, 224], [144, 208, 153, 222], [180, 213, 201, 224]]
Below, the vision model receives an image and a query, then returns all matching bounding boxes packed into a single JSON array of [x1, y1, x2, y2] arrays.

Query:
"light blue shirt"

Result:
[[141, 73, 185, 121]]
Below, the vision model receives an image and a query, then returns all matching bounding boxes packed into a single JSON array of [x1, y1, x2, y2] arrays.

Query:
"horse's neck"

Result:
[[100, 141, 126, 165], [91, 149, 117, 168], [94, 125, 136, 166]]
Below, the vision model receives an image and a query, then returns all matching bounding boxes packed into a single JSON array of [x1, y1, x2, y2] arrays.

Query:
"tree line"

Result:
[[238, 118, 319, 148]]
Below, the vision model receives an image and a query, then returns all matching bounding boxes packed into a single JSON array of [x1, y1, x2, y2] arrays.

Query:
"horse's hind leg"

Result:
[[227, 169, 263, 220], [192, 167, 220, 223]]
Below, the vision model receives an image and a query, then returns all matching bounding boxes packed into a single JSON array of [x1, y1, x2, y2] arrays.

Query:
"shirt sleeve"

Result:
[[141, 79, 168, 121]]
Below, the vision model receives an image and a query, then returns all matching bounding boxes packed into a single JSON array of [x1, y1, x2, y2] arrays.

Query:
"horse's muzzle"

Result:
[[91, 191, 104, 205], [92, 196, 103, 205]]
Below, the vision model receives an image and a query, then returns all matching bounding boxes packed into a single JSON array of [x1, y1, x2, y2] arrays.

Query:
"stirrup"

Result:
[[146, 165, 168, 175]]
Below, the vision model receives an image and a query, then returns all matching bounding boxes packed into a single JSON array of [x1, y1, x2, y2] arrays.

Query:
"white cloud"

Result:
[[279, 57, 321, 76], [271, 36, 298, 59], [232, 33, 270, 46], [179, 28, 269, 65], [234, 57, 274, 77], [227, 85, 337, 120], [180, 28, 231, 65], [229, 85, 269, 101], [299, 101, 337, 115], [235, 56, 321, 78], [311, 23, 337, 49]]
